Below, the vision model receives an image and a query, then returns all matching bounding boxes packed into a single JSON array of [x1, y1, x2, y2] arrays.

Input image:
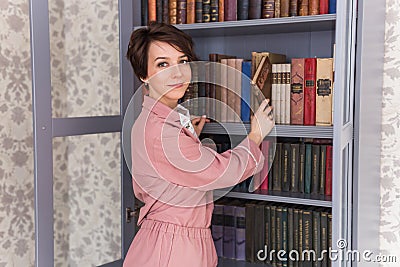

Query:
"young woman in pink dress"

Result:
[[123, 22, 275, 267]]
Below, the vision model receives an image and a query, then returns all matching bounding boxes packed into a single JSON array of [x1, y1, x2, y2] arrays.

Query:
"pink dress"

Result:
[[123, 95, 264, 267]]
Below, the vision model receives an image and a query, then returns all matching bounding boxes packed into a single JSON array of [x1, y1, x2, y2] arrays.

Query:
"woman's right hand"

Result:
[[248, 99, 275, 146]]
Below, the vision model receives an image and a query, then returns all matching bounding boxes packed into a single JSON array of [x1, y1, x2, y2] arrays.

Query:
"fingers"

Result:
[[257, 99, 270, 114]]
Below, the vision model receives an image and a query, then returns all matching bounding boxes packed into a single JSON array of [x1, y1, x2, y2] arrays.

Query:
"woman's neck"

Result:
[[148, 92, 178, 109]]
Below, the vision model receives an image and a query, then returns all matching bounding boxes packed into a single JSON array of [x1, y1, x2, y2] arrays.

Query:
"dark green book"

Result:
[[298, 209, 304, 267], [265, 205, 272, 264], [293, 208, 300, 267], [282, 206, 289, 267], [273, 143, 282, 191], [290, 143, 300, 193], [288, 207, 294, 267], [320, 211, 328, 267], [245, 203, 256, 262], [312, 210, 321, 267], [304, 143, 312, 194], [255, 203, 266, 263], [299, 143, 306, 194], [271, 205, 277, 266], [302, 210, 313, 267], [282, 143, 291, 192], [319, 145, 327, 195], [311, 145, 320, 195], [276, 206, 283, 267]]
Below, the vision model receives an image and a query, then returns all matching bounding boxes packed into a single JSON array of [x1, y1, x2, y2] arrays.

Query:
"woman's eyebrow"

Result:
[[154, 55, 187, 62]]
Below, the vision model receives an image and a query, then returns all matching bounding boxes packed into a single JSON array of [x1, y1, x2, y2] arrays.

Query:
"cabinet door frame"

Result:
[[30, 0, 135, 266]]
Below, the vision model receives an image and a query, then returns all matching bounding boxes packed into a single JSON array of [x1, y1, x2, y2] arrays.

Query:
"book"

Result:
[[241, 61, 252, 122], [227, 58, 238, 122], [282, 206, 289, 267], [316, 58, 334, 126], [290, 143, 300, 193], [223, 204, 236, 259], [251, 56, 272, 93], [156, 0, 163, 23], [177, 0, 187, 24], [320, 211, 328, 267], [260, 140, 270, 190], [328, 0, 336, 14], [299, 143, 306, 193], [299, 0, 308, 16], [245, 202, 256, 262], [276, 63, 282, 124], [319, 0, 328, 14], [265, 205, 272, 264], [212, 202, 224, 257], [234, 59, 244, 122], [148, 0, 157, 22], [195, 0, 203, 22], [162, 0, 170, 23], [280, 0, 289, 17], [302, 210, 313, 267], [210, 0, 219, 21], [304, 58, 317, 125], [272, 143, 282, 191], [169, 0, 177, 24], [304, 143, 312, 194], [141, 0, 148, 26], [284, 63, 291, 124], [282, 143, 291, 192], [274, 0, 281, 18], [309, 0, 319, 15], [319, 145, 327, 195], [238, 0, 250, 20], [325, 145, 333, 196], [291, 58, 305, 125], [218, 0, 224, 21], [289, 0, 298, 16], [255, 203, 266, 264], [288, 207, 294, 267], [202, 0, 211, 22], [235, 204, 246, 261], [311, 144, 320, 195], [263, 0, 275, 18], [312, 210, 321, 267], [224, 0, 238, 21], [272, 64, 278, 123], [187, 0, 196, 23], [249, 0, 262, 19]]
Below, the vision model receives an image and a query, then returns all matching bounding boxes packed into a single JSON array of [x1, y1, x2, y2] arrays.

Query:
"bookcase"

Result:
[[131, 1, 358, 266]]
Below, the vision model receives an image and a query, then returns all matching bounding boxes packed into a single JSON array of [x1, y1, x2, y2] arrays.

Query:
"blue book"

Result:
[[241, 61, 252, 122], [329, 0, 336, 14]]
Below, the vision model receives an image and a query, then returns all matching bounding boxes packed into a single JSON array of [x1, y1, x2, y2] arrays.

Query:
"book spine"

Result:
[[316, 58, 334, 126], [220, 59, 228, 122], [219, 0, 225, 21], [302, 210, 313, 267], [328, 0, 336, 14], [282, 143, 291, 192], [290, 58, 305, 125], [325, 145, 333, 196], [288, 207, 294, 267], [156, 0, 163, 22], [276, 206, 283, 267], [319, 145, 327, 195], [177, 0, 187, 23], [274, 0, 281, 18], [276, 63, 282, 124], [290, 143, 299, 193], [268, 139, 275, 190], [328, 214, 332, 267], [280, 64, 286, 124], [285, 63, 291, 124], [202, 0, 211, 22], [273, 143, 282, 191], [280, 0, 289, 17], [234, 59, 243, 122], [235, 205, 246, 261], [271, 205, 277, 265], [169, 0, 178, 24], [142, 0, 149, 25], [248, 0, 261, 19], [241, 61, 252, 122], [293, 209, 300, 267], [238, 0, 250, 20], [212, 203, 224, 257], [298, 210, 303, 267], [271, 64, 278, 121], [263, 0, 275, 18], [210, 0, 219, 21], [148, 0, 157, 22], [223, 205, 236, 259], [195, 0, 203, 22], [304, 143, 312, 194], [260, 140, 270, 190], [282, 207, 288, 267], [319, 0, 328, 14], [265, 205, 272, 264], [162, 0, 170, 23], [227, 58, 237, 122], [225, 0, 238, 21], [245, 204, 256, 262], [299, 0, 309, 16], [299, 143, 306, 193], [187, 0, 196, 23], [311, 144, 320, 195], [289, 0, 298, 16], [309, 0, 319, 15], [255, 204, 266, 263], [304, 58, 317, 125], [320, 212, 328, 267], [313, 211, 321, 267]]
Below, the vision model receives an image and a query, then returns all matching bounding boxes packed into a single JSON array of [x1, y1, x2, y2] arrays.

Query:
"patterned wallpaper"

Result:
[[0, 0, 35, 266], [380, 0, 400, 263]]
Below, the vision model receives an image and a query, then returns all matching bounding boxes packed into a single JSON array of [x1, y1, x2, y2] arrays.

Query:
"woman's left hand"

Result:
[[191, 115, 210, 136]]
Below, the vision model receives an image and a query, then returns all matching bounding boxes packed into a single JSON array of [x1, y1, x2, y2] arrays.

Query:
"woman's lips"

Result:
[[168, 83, 184, 89]]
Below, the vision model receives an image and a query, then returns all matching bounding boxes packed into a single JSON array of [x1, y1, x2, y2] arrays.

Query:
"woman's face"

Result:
[[144, 41, 191, 108]]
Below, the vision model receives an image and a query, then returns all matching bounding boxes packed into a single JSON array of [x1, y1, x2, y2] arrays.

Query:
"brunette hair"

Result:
[[126, 21, 198, 81]]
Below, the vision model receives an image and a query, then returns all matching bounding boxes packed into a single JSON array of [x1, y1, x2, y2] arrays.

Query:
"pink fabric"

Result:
[[123, 95, 264, 267]]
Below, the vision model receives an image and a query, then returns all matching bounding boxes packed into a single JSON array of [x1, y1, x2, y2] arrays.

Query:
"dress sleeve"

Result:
[[150, 128, 265, 191]]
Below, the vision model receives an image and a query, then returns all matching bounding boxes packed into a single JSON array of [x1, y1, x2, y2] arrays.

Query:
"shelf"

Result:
[[202, 123, 333, 138], [218, 258, 271, 267], [174, 14, 336, 37], [214, 190, 332, 208]]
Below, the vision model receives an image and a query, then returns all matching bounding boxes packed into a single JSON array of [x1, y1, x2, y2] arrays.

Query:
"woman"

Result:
[[124, 22, 274, 267]]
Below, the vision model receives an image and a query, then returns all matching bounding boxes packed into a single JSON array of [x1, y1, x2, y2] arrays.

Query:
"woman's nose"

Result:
[[171, 64, 183, 78]]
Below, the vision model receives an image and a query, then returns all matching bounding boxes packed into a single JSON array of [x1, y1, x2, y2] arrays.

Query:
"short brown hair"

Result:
[[126, 21, 198, 81]]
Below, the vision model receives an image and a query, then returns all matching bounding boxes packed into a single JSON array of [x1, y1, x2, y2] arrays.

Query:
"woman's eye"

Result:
[[157, 62, 168, 68], [180, 59, 189, 64]]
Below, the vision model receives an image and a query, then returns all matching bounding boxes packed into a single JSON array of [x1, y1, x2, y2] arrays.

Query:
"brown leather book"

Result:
[[162, 0, 170, 23], [148, 0, 157, 22], [169, 0, 177, 24], [309, 0, 319, 15], [262, 0, 275, 18], [226, 58, 237, 122], [224, 0, 237, 21], [290, 58, 305, 125], [187, 0, 196, 23], [156, 0, 163, 22], [210, 0, 219, 22], [203, 0, 211, 22], [218, 0, 224, 21], [274, 0, 280, 18], [280, 0, 289, 17], [177, 0, 187, 24], [289, 0, 298, 16], [299, 0, 309, 16], [252, 56, 272, 96]]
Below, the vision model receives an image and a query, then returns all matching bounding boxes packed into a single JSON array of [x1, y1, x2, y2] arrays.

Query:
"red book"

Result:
[[325, 145, 333, 196], [291, 58, 305, 125], [319, 0, 328, 14], [260, 140, 270, 190], [304, 58, 317, 125], [224, 0, 237, 21]]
